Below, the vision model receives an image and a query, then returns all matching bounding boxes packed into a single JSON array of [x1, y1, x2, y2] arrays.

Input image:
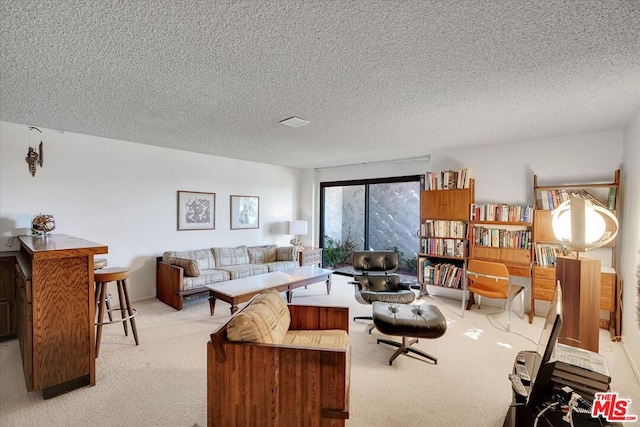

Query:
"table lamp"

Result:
[[285, 220, 308, 248]]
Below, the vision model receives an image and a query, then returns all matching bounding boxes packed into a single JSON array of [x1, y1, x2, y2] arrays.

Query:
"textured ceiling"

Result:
[[1, 1, 639, 169]]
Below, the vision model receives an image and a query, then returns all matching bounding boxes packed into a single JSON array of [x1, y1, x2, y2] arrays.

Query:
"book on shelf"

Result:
[[534, 242, 573, 266], [470, 204, 533, 222], [472, 226, 532, 249], [535, 188, 608, 210], [423, 167, 473, 190], [554, 343, 611, 385], [421, 220, 467, 238], [607, 186, 617, 210], [423, 262, 464, 289]]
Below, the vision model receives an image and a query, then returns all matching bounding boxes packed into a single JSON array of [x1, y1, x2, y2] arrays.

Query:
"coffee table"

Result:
[[206, 265, 333, 315]]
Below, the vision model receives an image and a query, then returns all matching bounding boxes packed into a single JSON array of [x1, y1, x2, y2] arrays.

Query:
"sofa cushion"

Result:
[[276, 246, 296, 262], [247, 245, 278, 264], [163, 249, 216, 272], [216, 263, 269, 279], [264, 261, 298, 272], [283, 329, 349, 350], [164, 257, 200, 277], [212, 246, 250, 267], [227, 289, 291, 344], [183, 269, 231, 291]]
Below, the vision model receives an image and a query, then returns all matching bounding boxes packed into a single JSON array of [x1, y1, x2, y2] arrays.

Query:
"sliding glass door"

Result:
[[320, 176, 421, 277]]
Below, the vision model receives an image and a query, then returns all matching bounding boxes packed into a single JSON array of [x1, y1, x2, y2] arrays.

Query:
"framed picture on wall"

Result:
[[230, 195, 259, 229], [177, 191, 216, 231]]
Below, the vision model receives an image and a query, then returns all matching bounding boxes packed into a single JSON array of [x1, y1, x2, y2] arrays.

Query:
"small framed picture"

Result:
[[177, 191, 216, 231], [230, 195, 259, 230]]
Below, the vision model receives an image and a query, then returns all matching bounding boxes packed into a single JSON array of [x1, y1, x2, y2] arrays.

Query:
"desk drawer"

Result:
[[533, 266, 556, 300], [299, 249, 322, 266], [599, 272, 615, 312]]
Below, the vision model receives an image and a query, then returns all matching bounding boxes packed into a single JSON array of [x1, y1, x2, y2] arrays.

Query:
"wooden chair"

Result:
[[464, 259, 528, 330], [207, 303, 350, 426]]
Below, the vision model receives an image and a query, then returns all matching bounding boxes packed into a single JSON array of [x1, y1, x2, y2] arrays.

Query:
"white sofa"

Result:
[[156, 244, 297, 310]]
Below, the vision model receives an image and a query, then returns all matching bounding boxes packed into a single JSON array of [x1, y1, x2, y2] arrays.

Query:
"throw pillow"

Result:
[[165, 257, 201, 277], [227, 289, 290, 344]]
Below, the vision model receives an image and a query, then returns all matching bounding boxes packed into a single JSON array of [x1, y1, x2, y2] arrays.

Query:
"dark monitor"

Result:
[[528, 280, 563, 405]]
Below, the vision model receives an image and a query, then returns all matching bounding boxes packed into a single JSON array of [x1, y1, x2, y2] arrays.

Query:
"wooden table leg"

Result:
[[208, 292, 216, 316], [230, 304, 239, 315], [286, 290, 293, 303]]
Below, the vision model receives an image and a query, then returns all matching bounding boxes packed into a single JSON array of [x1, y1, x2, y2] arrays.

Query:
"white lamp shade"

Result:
[[551, 198, 618, 252], [285, 220, 308, 236]]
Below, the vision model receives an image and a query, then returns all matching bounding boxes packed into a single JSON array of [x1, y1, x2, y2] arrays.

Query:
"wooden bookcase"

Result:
[[531, 170, 621, 338], [468, 204, 533, 274], [418, 180, 474, 313]]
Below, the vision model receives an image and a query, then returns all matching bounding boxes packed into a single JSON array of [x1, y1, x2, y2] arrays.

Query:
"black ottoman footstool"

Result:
[[372, 301, 447, 365]]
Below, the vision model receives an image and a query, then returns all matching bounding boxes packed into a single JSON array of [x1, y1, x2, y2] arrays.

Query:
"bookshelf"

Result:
[[467, 203, 534, 321], [531, 170, 621, 338], [418, 175, 474, 315]]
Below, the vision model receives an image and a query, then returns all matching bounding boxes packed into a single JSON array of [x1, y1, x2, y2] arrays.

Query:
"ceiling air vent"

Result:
[[279, 116, 310, 127]]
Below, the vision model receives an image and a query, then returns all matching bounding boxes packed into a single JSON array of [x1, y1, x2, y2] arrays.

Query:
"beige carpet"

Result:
[[1, 274, 638, 426]]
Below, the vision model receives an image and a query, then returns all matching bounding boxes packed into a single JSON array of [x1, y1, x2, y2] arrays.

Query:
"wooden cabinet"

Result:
[[16, 234, 107, 398], [0, 252, 19, 342], [418, 179, 474, 303], [298, 247, 322, 267], [533, 265, 616, 313], [556, 256, 601, 352], [15, 258, 33, 390], [531, 170, 621, 338]]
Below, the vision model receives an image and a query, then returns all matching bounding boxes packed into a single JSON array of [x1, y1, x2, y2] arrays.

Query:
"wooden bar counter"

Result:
[[15, 234, 107, 398]]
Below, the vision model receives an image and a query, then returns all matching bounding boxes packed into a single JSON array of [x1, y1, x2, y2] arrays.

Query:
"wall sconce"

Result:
[[551, 197, 619, 254], [285, 220, 308, 248], [26, 126, 44, 177]]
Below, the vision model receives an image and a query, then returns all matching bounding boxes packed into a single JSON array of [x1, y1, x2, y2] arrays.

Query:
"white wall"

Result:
[[0, 121, 300, 301], [621, 107, 640, 378]]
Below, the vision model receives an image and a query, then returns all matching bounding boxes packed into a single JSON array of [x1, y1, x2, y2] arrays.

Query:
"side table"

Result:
[[298, 247, 322, 267]]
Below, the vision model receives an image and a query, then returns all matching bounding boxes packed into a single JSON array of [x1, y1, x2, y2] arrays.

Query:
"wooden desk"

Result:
[[15, 234, 107, 398]]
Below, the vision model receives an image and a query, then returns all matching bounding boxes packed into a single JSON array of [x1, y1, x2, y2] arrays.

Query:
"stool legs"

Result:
[[95, 277, 139, 358], [95, 282, 108, 358], [119, 278, 139, 345]]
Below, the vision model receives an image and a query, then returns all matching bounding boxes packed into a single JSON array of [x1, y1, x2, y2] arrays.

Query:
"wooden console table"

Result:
[[15, 234, 107, 398], [298, 247, 323, 267]]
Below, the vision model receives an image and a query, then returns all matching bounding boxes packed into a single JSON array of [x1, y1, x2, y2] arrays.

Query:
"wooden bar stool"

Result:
[[94, 267, 139, 357]]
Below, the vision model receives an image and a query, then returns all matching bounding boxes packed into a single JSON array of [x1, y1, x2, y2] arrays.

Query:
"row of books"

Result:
[[469, 204, 533, 223], [534, 242, 573, 266], [420, 220, 468, 238], [422, 167, 473, 190], [471, 227, 532, 249], [421, 238, 467, 258], [536, 188, 614, 210], [551, 343, 611, 403], [422, 261, 465, 289]]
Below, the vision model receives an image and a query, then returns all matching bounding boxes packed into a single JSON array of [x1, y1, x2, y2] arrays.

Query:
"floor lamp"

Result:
[[552, 197, 618, 352]]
